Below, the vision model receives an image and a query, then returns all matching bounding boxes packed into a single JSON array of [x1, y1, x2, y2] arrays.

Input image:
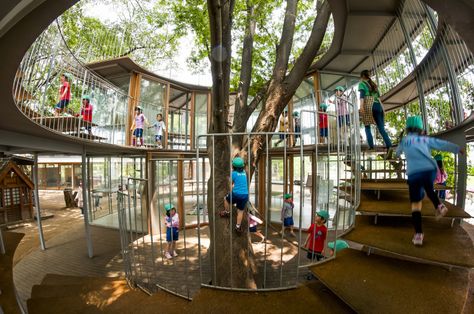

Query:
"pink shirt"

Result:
[[135, 113, 145, 129], [336, 96, 348, 116]]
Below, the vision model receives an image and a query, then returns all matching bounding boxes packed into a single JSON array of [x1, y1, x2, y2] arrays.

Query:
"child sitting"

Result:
[[319, 103, 328, 144], [434, 154, 448, 200], [164, 203, 179, 259], [221, 157, 249, 234], [395, 116, 462, 246], [304, 210, 329, 262], [327, 239, 349, 256], [281, 193, 295, 236]]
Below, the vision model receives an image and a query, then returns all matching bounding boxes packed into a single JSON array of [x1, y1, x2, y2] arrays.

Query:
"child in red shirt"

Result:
[[304, 210, 329, 262], [76, 95, 93, 134], [319, 103, 328, 144], [54, 73, 71, 116]]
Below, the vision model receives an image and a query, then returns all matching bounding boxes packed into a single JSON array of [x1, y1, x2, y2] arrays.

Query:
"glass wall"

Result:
[[38, 163, 81, 189], [139, 77, 167, 146], [194, 93, 208, 148]]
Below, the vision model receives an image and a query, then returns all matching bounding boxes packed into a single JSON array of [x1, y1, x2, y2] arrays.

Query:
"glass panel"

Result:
[[194, 94, 208, 148], [139, 78, 167, 146]]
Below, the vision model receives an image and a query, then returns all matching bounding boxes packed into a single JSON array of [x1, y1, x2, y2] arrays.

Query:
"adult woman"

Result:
[[359, 70, 392, 152]]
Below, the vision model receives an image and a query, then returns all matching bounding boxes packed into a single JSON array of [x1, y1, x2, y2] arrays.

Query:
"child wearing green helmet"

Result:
[[395, 116, 463, 246], [319, 103, 328, 144], [221, 156, 249, 234], [164, 203, 179, 259], [281, 193, 295, 236], [304, 210, 329, 262]]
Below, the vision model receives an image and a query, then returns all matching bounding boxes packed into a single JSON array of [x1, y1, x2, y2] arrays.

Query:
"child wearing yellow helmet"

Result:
[[395, 116, 463, 246]]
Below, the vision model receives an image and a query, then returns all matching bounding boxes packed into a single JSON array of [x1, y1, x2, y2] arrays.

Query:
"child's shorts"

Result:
[[283, 217, 294, 226], [155, 135, 163, 142], [166, 227, 179, 242], [307, 250, 323, 261], [133, 128, 143, 137], [320, 127, 328, 137], [338, 114, 350, 127], [279, 134, 287, 140], [295, 126, 301, 138], [55, 99, 70, 109], [225, 193, 248, 210], [407, 169, 437, 202], [249, 226, 257, 233]]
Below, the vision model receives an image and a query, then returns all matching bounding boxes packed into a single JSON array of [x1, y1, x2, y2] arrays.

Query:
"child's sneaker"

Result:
[[412, 233, 424, 246], [435, 203, 448, 220], [219, 210, 230, 218], [173, 251, 178, 257], [165, 252, 172, 259]]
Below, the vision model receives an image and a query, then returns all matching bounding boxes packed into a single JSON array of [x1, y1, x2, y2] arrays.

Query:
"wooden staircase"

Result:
[[310, 178, 474, 313]]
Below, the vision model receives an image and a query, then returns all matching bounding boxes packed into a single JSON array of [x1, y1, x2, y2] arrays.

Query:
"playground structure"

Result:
[[0, 0, 474, 313]]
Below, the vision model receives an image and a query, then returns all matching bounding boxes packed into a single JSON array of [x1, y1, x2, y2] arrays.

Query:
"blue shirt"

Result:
[[232, 170, 248, 196], [395, 134, 459, 176]]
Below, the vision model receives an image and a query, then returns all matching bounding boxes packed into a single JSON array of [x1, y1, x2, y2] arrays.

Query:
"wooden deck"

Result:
[[360, 179, 450, 191]]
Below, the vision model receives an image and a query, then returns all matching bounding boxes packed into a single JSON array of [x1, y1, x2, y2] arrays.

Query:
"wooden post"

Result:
[[288, 99, 294, 147], [312, 72, 322, 105], [177, 157, 185, 229], [126, 72, 142, 146], [289, 156, 294, 195], [164, 83, 171, 148], [311, 152, 317, 223]]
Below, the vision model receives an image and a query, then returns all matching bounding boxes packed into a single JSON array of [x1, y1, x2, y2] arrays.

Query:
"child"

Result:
[[304, 210, 329, 262], [293, 111, 301, 147], [327, 239, 349, 256], [164, 203, 179, 259], [54, 73, 71, 116], [333, 86, 350, 136], [74, 181, 84, 215], [434, 154, 448, 200], [76, 95, 93, 135], [395, 116, 462, 246], [275, 110, 289, 146], [281, 193, 295, 236], [221, 157, 249, 234], [130, 106, 148, 147], [319, 103, 328, 144], [248, 213, 265, 243], [150, 113, 166, 149]]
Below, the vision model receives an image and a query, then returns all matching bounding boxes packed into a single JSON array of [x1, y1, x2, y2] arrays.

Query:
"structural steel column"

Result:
[[257, 157, 266, 214], [177, 157, 185, 229], [33, 153, 46, 251], [397, 13, 428, 131], [81, 150, 93, 258]]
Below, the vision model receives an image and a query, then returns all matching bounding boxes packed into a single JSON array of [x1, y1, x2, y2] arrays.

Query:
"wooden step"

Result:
[[310, 249, 470, 314], [344, 215, 474, 268], [39, 274, 124, 286], [358, 190, 470, 219], [31, 281, 129, 299], [360, 179, 450, 191]]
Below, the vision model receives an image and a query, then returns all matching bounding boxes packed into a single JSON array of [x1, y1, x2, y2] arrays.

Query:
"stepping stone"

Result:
[[310, 249, 470, 314], [344, 215, 474, 268]]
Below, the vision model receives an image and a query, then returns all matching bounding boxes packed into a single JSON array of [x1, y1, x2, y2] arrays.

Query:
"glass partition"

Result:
[[194, 93, 208, 148]]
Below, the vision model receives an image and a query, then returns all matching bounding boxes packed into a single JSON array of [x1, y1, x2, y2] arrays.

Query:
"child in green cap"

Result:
[[281, 193, 295, 236], [319, 103, 328, 144], [395, 116, 463, 246], [164, 203, 179, 259], [304, 210, 329, 262], [327, 239, 349, 256]]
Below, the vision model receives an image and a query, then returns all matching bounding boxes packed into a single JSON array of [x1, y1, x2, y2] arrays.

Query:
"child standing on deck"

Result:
[[304, 210, 329, 262], [434, 154, 448, 200], [275, 110, 289, 146], [220, 157, 249, 234], [130, 106, 148, 147], [150, 113, 166, 149], [293, 111, 301, 147], [395, 116, 462, 246], [319, 103, 328, 144], [54, 73, 71, 116], [76, 95, 93, 135], [164, 203, 179, 259], [281, 193, 295, 236]]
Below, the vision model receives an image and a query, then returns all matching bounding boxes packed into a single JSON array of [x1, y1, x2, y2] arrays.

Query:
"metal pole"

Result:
[[81, 150, 94, 258], [0, 225, 6, 255], [33, 153, 46, 251]]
